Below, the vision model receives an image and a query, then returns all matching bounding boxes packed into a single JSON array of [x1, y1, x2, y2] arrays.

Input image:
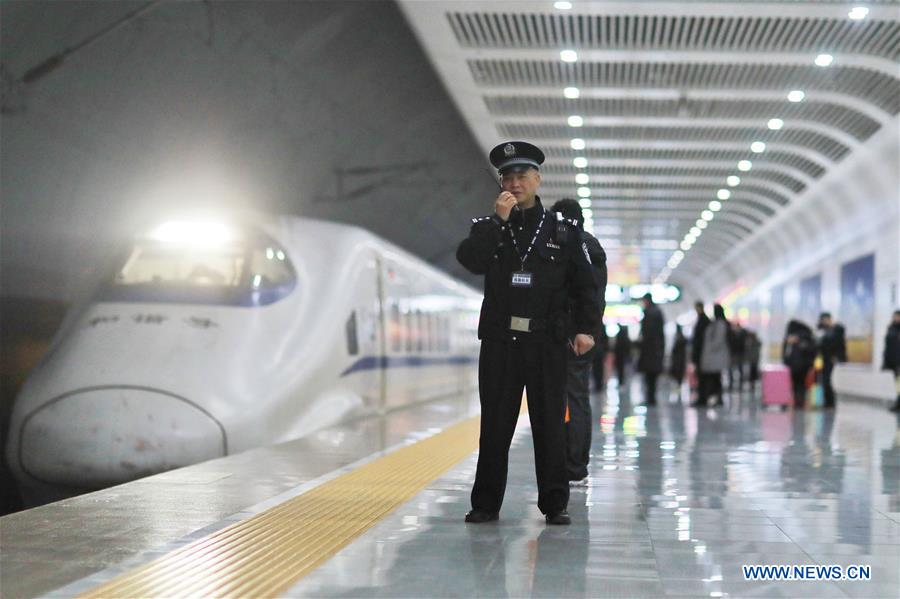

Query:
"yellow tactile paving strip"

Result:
[[80, 415, 481, 598]]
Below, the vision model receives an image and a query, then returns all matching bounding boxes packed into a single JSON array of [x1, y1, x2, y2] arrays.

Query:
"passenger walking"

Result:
[[550, 198, 607, 486], [696, 304, 730, 407], [883, 310, 900, 413], [457, 141, 599, 526], [728, 322, 747, 392], [591, 326, 609, 391], [669, 325, 688, 397], [782, 320, 816, 409], [637, 293, 665, 406], [614, 326, 632, 389], [745, 329, 762, 393], [816, 312, 847, 409], [690, 301, 710, 403]]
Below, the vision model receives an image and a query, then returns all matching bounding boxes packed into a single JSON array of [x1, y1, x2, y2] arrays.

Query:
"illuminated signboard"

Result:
[[605, 284, 681, 305]]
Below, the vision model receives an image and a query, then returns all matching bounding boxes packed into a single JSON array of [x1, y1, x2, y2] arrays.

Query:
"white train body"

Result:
[[6, 215, 481, 504]]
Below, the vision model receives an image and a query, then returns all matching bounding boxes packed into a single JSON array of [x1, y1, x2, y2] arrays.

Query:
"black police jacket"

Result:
[[572, 229, 607, 339], [818, 324, 847, 364], [456, 198, 600, 343]]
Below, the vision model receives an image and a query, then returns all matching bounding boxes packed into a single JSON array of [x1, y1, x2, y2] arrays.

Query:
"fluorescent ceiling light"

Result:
[[709, 200, 722, 212], [575, 173, 590, 184], [571, 138, 586, 150], [738, 160, 752, 172], [787, 90, 805, 102], [560, 50, 578, 63], [554, 1, 573, 9], [564, 86, 580, 99], [727, 176, 740, 186], [577, 186, 591, 197], [751, 141, 766, 153], [573, 156, 588, 168], [815, 53, 834, 67], [848, 6, 868, 20], [717, 189, 731, 200], [568, 115, 584, 127], [701, 210, 714, 221]]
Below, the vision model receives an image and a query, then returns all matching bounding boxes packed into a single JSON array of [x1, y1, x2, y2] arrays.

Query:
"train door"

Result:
[[346, 251, 385, 413], [373, 253, 388, 411]]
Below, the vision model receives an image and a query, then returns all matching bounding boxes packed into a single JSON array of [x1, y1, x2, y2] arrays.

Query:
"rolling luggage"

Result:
[[762, 365, 792, 409]]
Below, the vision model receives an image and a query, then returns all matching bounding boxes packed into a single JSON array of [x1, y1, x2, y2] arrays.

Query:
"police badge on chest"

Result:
[[511, 271, 533, 288]]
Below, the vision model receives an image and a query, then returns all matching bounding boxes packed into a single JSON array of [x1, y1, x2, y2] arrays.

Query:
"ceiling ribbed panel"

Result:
[[497, 123, 850, 161], [539, 180, 787, 209], [484, 96, 880, 141], [541, 146, 826, 178], [542, 165, 806, 193], [470, 61, 900, 115], [449, 13, 900, 61]]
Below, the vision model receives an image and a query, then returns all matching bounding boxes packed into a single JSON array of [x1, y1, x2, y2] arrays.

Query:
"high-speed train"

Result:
[[6, 214, 482, 505]]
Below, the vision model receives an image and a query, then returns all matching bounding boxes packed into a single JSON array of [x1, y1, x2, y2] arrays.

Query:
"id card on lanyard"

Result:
[[508, 210, 546, 289], [511, 271, 533, 287]]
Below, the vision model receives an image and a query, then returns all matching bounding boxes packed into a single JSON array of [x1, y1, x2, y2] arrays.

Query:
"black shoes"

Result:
[[545, 509, 571, 525], [464, 509, 499, 523]]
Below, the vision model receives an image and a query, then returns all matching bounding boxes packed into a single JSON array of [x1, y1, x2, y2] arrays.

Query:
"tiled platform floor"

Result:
[[291, 381, 900, 598]]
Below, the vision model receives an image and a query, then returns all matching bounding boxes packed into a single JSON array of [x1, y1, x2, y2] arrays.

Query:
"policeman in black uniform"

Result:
[[457, 141, 600, 525]]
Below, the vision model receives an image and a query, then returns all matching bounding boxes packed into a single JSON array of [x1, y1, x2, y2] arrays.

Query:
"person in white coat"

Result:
[[696, 304, 731, 407]]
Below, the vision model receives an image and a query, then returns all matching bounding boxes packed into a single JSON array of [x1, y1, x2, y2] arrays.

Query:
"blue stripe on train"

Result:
[[339, 355, 477, 377]]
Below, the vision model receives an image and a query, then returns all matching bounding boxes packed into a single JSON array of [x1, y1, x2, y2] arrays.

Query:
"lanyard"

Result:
[[508, 209, 546, 269]]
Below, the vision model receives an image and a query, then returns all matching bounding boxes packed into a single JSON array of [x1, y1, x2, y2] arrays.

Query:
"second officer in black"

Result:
[[458, 141, 600, 525]]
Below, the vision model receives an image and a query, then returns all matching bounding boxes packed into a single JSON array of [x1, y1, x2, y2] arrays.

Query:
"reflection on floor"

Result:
[[291, 378, 900, 599]]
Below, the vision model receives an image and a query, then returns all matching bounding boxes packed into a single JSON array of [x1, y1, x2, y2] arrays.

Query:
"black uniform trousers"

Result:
[[471, 338, 569, 515], [566, 350, 593, 481]]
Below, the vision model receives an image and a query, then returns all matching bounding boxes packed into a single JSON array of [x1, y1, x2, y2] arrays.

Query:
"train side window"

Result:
[[248, 246, 293, 288], [415, 309, 424, 352], [346, 311, 359, 356], [390, 303, 401, 353], [404, 311, 413, 353], [428, 312, 440, 352]]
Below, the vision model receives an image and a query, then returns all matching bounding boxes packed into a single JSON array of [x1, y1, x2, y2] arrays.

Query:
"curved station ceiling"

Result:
[[399, 1, 900, 296]]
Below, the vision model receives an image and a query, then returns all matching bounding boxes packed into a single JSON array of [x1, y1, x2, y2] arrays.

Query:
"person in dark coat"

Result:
[[592, 326, 609, 391], [689, 302, 710, 405], [816, 312, 847, 409], [637, 293, 665, 406], [728, 322, 747, 391], [457, 141, 599, 526], [782, 319, 816, 409], [883, 310, 900, 412], [550, 198, 607, 485], [669, 325, 688, 392], [614, 325, 631, 388], [745, 329, 762, 393]]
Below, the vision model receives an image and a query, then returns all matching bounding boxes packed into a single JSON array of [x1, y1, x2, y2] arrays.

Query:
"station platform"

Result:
[[2, 383, 898, 598]]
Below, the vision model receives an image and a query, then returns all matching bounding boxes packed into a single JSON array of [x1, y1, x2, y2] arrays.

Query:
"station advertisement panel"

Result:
[[840, 253, 875, 363], [798, 273, 822, 327], [768, 284, 785, 361]]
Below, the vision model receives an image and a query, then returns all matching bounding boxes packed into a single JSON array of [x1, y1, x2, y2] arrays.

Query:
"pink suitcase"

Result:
[[761, 365, 792, 409]]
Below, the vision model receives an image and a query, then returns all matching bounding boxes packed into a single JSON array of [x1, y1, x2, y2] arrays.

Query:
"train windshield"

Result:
[[116, 243, 247, 287], [103, 224, 296, 306]]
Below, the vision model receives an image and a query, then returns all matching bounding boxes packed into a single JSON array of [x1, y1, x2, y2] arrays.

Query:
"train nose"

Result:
[[15, 386, 227, 488]]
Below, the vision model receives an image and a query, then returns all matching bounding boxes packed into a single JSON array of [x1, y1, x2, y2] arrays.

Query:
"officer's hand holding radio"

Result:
[[494, 191, 518, 221]]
